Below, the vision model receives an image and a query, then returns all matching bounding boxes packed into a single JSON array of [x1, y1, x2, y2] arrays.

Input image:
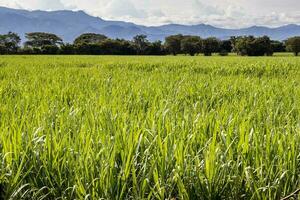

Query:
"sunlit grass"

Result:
[[0, 55, 299, 199]]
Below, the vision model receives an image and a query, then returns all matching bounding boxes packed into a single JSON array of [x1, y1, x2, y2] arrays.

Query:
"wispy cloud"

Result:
[[0, 0, 299, 27]]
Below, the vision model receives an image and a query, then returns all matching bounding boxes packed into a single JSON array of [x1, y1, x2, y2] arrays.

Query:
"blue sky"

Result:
[[0, 0, 299, 28]]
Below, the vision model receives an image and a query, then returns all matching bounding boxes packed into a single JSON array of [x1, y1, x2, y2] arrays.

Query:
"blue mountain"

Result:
[[0, 6, 300, 42]]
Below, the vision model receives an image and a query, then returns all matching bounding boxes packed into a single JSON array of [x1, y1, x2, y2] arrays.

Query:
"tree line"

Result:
[[0, 32, 300, 56]]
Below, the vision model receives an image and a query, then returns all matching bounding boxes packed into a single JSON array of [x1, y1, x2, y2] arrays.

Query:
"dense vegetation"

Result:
[[0, 32, 299, 56], [0, 55, 299, 199]]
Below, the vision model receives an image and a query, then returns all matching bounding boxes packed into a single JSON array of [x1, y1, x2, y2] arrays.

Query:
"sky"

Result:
[[0, 0, 299, 28]]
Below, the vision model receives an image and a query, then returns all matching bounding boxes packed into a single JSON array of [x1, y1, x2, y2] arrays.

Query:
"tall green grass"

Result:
[[0, 55, 299, 199]]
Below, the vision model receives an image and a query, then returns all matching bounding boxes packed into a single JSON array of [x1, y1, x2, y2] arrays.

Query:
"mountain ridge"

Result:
[[0, 6, 300, 42]]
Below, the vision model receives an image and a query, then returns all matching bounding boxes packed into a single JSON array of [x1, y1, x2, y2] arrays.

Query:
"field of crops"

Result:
[[0, 55, 299, 199]]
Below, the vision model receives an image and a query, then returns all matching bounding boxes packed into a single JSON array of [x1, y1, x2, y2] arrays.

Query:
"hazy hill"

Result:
[[1, 6, 300, 42]]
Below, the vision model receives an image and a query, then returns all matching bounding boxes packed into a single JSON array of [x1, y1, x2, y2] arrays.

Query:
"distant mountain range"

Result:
[[1, 6, 300, 43]]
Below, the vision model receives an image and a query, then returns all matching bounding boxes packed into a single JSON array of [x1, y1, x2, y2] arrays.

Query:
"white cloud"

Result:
[[0, 0, 299, 27], [0, 0, 65, 10], [103, 0, 146, 18]]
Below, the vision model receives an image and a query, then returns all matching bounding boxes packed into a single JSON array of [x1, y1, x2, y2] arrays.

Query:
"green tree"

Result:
[[75, 43, 102, 55], [60, 43, 76, 55], [99, 39, 124, 55], [114, 39, 136, 55], [25, 32, 63, 48], [19, 47, 34, 55], [233, 36, 273, 56], [74, 33, 108, 45], [164, 34, 184, 55], [230, 36, 241, 53], [252, 36, 273, 56], [180, 36, 202, 56], [41, 45, 59, 54], [219, 40, 232, 55], [286, 37, 300, 56], [0, 32, 21, 54], [146, 41, 165, 55], [234, 36, 253, 56], [0, 44, 6, 54], [133, 35, 149, 55], [202, 37, 220, 56], [271, 40, 285, 52]]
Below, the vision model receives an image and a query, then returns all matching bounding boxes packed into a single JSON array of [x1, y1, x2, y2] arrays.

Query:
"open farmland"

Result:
[[0, 55, 299, 199]]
